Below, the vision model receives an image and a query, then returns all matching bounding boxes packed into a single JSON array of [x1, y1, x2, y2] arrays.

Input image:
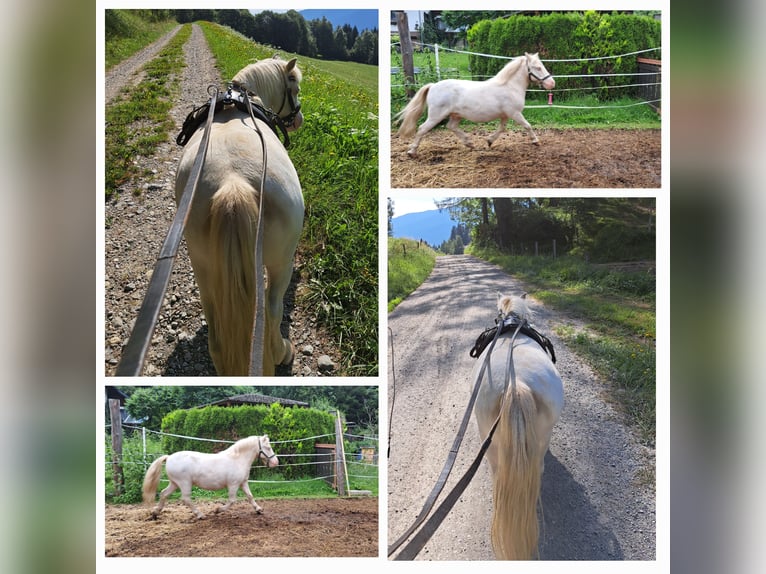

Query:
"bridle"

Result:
[[274, 73, 302, 129], [527, 59, 553, 85], [257, 437, 278, 464]]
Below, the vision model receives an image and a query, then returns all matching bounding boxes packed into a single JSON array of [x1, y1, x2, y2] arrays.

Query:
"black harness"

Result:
[[176, 84, 293, 148], [469, 318, 556, 363]]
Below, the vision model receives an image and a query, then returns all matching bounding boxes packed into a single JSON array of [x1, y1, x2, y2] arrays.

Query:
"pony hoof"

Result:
[[278, 342, 295, 367], [255, 508, 264, 515], [406, 150, 418, 159]]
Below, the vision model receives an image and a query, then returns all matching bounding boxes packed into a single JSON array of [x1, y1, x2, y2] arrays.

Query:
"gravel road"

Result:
[[104, 25, 340, 376], [387, 255, 655, 560]]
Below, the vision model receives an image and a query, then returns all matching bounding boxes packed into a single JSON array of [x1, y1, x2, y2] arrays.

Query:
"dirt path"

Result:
[[104, 24, 341, 376], [387, 255, 655, 560]]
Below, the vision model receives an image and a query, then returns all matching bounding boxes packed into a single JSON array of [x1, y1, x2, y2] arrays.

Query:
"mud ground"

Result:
[[391, 128, 661, 188], [105, 497, 378, 557]]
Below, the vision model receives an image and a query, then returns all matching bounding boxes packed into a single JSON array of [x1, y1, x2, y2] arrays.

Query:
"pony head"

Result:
[[232, 56, 304, 131], [496, 292, 531, 322], [524, 53, 555, 90], [258, 435, 279, 468]]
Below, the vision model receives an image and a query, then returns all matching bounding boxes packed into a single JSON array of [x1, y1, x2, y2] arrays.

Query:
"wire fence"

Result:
[[105, 425, 379, 494], [391, 42, 661, 110]]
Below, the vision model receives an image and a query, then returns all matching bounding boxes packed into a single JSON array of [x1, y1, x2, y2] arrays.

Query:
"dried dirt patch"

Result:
[[390, 128, 661, 188], [105, 497, 378, 557]]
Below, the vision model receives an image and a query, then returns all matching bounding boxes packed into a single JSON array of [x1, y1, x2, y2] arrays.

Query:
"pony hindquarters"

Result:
[[489, 385, 545, 560]]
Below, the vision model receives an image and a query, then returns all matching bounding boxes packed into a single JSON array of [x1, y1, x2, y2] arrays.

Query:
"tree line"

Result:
[[113, 385, 378, 433], [165, 9, 379, 65], [390, 198, 655, 262]]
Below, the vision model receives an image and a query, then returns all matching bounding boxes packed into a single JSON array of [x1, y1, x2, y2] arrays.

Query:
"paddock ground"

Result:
[[390, 128, 661, 188], [104, 497, 378, 557]]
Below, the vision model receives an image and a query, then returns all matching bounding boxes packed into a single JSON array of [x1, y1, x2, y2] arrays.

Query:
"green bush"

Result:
[[467, 11, 661, 101], [160, 403, 336, 480]]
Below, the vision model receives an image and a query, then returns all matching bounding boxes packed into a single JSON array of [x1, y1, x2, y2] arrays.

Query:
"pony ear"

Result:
[[496, 291, 504, 302], [285, 58, 297, 72]]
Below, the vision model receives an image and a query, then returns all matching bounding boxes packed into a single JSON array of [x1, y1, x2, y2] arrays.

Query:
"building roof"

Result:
[[196, 393, 309, 409]]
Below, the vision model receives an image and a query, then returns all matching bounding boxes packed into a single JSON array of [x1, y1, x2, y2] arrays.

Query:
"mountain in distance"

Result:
[[392, 209, 456, 247], [299, 10, 378, 32]]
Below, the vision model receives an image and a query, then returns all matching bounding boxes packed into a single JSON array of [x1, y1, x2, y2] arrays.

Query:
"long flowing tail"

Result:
[[142, 455, 169, 505], [393, 84, 432, 138], [491, 386, 543, 559], [208, 177, 260, 375]]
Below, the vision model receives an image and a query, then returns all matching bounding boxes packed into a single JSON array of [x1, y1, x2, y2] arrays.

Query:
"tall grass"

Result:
[[105, 10, 178, 69], [199, 22, 379, 375], [387, 238, 437, 311]]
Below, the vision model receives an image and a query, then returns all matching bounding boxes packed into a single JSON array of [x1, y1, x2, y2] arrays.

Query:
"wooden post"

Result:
[[396, 11, 415, 98], [108, 399, 124, 496], [334, 411, 348, 496], [553, 238, 557, 258]]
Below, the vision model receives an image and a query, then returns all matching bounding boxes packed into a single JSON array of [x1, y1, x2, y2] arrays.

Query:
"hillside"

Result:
[[392, 209, 456, 246]]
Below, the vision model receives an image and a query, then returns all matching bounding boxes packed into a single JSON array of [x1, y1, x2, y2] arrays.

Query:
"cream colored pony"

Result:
[[175, 56, 304, 376], [142, 435, 279, 519], [394, 53, 555, 158], [472, 293, 564, 559]]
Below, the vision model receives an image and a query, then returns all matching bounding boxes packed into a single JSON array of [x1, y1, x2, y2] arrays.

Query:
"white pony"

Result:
[[175, 56, 304, 376], [394, 53, 555, 158], [472, 293, 564, 559], [142, 435, 279, 519]]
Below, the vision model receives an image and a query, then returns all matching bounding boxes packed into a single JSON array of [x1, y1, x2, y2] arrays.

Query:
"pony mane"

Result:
[[228, 435, 260, 455], [232, 57, 301, 107], [491, 57, 526, 85], [496, 292, 532, 321]]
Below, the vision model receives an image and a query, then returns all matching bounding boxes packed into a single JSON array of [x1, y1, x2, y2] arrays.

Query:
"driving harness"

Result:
[[176, 84, 292, 148], [470, 317, 556, 363]]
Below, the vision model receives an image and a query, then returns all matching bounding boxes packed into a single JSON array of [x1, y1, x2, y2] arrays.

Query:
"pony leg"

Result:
[[178, 485, 206, 519], [240, 481, 264, 514], [263, 260, 296, 375], [151, 481, 178, 517], [486, 117, 508, 148], [446, 114, 474, 150], [407, 114, 446, 158], [215, 484, 240, 514], [508, 110, 540, 145]]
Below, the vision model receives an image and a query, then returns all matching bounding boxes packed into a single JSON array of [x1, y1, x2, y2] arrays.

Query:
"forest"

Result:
[[393, 198, 656, 262], [106, 9, 379, 65]]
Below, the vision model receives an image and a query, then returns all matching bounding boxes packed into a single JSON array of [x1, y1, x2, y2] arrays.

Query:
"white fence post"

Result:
[[435, 43, 441, 81]]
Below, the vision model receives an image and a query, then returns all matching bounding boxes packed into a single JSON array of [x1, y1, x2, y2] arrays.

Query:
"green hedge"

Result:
[[160, 403, 336, 480], [467, 11, 661, 101]]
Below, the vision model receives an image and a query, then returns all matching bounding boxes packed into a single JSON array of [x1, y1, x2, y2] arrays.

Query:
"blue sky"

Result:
[[389, 196, 447, 218]]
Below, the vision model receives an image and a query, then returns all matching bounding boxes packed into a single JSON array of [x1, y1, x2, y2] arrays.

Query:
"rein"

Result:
[[388, 314, 523, 559], [115, 86, 220, 376], [241, 92, 268, 376]]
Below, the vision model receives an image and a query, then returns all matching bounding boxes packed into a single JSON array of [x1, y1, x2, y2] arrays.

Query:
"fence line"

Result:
[[391, 42, 661, 111], [393, 41, 659, 63], [105, 425, 379, 493]]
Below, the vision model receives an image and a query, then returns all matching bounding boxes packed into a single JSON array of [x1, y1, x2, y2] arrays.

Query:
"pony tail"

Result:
[[209, 177, 260, 375], [394, 84, 432, 138], [490, 387, 543, 559], [142, 455, 168, 505]]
